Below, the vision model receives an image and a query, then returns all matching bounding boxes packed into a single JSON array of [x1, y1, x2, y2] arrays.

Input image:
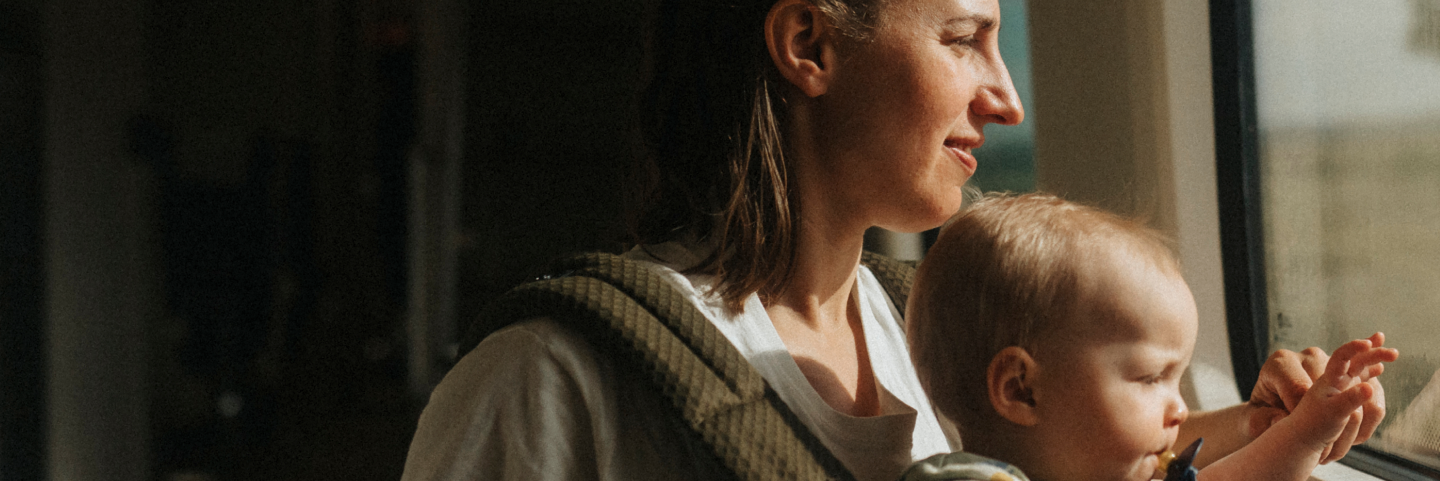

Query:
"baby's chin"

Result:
[[1106, 454, 1164, 481], [1129, 453, 1164, 481]]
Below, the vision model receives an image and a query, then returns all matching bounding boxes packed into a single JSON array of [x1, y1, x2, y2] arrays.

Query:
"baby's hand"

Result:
[[1282, 333, 1399, 462]]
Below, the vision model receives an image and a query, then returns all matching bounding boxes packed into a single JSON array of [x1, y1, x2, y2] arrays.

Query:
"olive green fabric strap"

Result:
[[475, 252, 855, 481], [464, 250, 916, 481], [860, 250, 918, 323]]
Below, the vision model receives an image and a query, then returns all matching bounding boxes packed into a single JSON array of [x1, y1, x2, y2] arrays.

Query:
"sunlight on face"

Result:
[[800, 0, 1023, 233], [1027, 247, 1198, 481]]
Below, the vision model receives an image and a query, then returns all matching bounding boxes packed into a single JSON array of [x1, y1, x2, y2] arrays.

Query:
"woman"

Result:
[[401, 0, 1385, 479]]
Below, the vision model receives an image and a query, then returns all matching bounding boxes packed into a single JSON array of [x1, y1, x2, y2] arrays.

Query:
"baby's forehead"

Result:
[[1050, 247, 1186, 339], [1040, 302, 1148, 350]]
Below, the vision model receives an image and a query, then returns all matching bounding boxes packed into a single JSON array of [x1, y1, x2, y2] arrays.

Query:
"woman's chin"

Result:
[[879, 214, 950, 234]]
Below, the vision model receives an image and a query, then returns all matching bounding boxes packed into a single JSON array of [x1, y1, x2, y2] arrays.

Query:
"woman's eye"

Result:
[[950, 36, 978, 47]]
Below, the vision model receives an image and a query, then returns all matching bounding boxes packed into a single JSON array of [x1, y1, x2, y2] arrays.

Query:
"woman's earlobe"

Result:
[[764, 0, 835, 98], [988, 346, 1040, 426]]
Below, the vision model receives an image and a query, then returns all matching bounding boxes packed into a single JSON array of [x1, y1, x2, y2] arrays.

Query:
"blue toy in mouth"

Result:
[[1159, 438, 1203, 481]]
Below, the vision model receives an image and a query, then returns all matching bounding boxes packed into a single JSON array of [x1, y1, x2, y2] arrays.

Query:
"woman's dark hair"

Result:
[[632, 0, 883, 311]]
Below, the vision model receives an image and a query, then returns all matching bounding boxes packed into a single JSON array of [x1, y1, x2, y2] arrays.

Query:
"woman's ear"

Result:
[[765, 0, 839, 98], [987, 346, 1040, 427]]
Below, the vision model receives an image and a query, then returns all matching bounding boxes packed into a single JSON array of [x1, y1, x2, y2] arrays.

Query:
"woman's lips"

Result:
[[945, 141, 978, 174]]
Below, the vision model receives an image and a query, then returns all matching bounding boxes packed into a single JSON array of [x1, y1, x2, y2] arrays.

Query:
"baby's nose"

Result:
[[1166, 396, 1189, 428]]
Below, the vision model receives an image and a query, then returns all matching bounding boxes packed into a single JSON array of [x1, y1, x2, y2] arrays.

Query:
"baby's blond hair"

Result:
[[906, 193, 1179, 435]]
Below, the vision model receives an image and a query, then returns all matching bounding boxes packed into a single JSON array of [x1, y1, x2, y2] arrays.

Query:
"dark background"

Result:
[[461, 0, 651, 331], [1, 0, 655, 479]]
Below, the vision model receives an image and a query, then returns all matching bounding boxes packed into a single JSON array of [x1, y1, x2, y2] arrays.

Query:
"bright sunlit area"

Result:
[[1254, 0, 1440, 472]]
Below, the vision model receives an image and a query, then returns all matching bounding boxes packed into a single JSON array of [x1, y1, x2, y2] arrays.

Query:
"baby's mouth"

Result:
[[1156, 449, 1177, 471], [1148, 449, 1177, 480], [1153, 438, 1204, 480]]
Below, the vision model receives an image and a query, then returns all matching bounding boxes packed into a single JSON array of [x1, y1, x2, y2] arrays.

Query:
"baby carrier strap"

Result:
[[859, 250, 918, 325], [461, 251, 915, 481]]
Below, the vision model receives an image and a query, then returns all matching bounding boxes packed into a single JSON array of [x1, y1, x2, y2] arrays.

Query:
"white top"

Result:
[[400, 243, 957, 481]]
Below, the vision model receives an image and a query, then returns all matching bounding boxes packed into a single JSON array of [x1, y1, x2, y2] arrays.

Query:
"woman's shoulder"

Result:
[[448, 240, 719, 388], [405, 316, 713, 480], [620, 242, 730, 311], [620, 241, 704, 277], [437, 317, 605, 405]]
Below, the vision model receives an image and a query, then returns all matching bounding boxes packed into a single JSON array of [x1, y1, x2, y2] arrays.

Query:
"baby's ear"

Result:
[[988, 346, 1040, 426]]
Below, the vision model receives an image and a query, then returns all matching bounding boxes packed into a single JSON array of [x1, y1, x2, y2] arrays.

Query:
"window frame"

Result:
[[1210, 0, 1440, 479]]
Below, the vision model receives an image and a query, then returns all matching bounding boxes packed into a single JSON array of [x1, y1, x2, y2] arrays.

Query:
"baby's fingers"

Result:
[[1298, 379, 1375, 457], [1356, 377, 1387, 445], [1348, 348, 1398, 379], [1327, 338, 1371, 366], [1320, 339, 1372, 388], [1323, 407, 1364, 464], [1322, 336, 1398, 386], [1334, 333, 1398, 380], [1318, 381, 1376, 419], [1354, 362, 1386, 382]]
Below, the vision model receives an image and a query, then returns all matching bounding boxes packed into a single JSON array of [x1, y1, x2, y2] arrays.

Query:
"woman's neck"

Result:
[[762, 217, 866, 328], [762, 218, 881, 417]]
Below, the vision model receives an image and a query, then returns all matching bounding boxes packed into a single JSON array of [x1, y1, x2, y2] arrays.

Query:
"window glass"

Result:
[[1253, 0, 1440, 470]]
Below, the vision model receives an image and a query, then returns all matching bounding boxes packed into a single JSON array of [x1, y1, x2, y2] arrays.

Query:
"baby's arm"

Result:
[[1196, 333, 1398, 481]]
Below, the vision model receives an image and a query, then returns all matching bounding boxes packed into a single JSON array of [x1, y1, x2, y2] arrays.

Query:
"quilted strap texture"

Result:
[[465, 251, 916, 481], [859, 250, 917, 325]]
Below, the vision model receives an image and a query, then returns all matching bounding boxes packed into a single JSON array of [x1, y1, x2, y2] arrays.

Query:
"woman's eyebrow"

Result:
[[944, 13, 997, 31]]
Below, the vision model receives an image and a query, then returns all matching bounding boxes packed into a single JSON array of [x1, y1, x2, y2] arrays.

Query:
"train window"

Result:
[[1213, 0, 1440, 478]]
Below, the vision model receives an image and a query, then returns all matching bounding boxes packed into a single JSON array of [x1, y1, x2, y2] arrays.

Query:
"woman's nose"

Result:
[[972, 60, 1025, 126]]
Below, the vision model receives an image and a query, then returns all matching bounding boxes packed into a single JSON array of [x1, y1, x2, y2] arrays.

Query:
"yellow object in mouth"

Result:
[[1156, 450, 1177, 473]]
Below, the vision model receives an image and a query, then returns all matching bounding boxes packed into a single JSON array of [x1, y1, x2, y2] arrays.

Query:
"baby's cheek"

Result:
[[1121, 396, 1170, 449], [1096, 413, 1151, 452]]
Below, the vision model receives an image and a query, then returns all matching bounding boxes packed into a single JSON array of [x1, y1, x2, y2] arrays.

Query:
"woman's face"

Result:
[[801, 0, 1023, 233]]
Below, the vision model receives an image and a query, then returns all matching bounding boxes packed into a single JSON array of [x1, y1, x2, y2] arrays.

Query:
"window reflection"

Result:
[[1254, 0, 1440, 470]]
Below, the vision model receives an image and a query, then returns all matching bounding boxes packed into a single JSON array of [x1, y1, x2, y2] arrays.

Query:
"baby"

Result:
[[901, 193, 1397, 481]]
